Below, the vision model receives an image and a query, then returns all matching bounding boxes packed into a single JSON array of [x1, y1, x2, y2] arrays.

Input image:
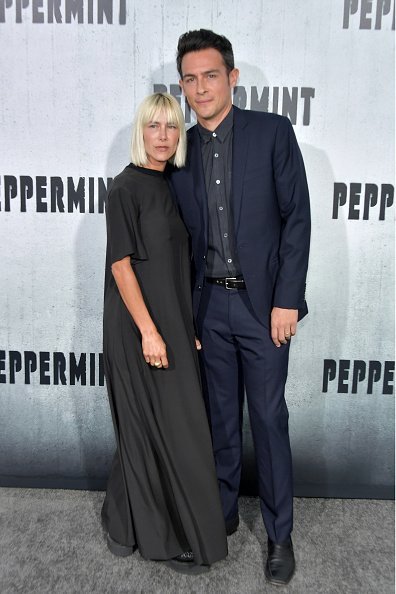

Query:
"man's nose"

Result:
[[196, 77, 207, 94]]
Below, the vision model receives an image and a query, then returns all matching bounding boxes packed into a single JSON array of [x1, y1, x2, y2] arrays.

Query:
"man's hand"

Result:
[[271, 307, 298, 347]]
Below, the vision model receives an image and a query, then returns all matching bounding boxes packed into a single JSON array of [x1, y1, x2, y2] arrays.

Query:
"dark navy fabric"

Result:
[[169, 107, 311, 322], [196, 282, 293, 542], [169, 106, 310, 544]]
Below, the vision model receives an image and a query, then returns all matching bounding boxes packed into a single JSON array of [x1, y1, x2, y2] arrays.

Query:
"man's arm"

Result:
[[271, 116, 311, 347]]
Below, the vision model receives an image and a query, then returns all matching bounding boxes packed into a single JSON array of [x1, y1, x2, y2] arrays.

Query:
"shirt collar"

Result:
[[197, 106, 234, 144]]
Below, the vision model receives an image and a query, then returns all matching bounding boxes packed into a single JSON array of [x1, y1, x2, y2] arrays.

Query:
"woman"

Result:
[[101, 92, 228, 574]]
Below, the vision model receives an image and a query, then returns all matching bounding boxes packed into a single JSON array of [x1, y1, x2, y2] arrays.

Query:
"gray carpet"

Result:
[[0, 489, 394, 593]]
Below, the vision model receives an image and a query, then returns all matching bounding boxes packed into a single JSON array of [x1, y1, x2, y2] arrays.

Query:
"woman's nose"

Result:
[[159, 126, 168, 140]]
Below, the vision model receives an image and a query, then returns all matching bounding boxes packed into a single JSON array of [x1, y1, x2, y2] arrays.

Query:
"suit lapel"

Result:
[[188, 126, 208, 240], [232, 107, 249, 233]]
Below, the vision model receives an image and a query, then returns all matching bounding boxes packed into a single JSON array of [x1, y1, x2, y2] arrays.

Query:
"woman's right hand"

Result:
[[141, 330, 169, 369]]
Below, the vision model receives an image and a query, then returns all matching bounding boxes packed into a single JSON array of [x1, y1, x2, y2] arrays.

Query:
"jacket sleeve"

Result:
[[272, 116, 311, 310], [106, 185, 148, 265]]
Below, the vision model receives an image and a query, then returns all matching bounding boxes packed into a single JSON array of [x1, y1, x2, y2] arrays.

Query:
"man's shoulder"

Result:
[[186, 109, 287, 131], [184, 110, 288, 149], [186, 124, 198, 140], [234, 107, 289, 130]]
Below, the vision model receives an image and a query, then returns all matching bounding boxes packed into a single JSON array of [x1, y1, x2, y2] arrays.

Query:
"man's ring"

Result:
[[154, 361, 161, 367]]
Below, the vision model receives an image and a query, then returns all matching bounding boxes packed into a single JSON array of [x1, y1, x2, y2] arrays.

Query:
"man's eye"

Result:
[[208, 73, 216, 78], [185, 77, 194, 83]]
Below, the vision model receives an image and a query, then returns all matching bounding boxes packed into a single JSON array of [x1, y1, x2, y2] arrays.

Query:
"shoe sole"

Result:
[[164, 559, 210, 575], [264, 566, 295, 586]]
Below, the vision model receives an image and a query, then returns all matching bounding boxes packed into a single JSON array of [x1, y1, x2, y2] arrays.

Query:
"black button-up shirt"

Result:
[[197, 107, 241, 278]]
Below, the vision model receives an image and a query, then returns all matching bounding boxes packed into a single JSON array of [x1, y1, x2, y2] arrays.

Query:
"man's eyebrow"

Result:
[[182, 69, 221, 79]]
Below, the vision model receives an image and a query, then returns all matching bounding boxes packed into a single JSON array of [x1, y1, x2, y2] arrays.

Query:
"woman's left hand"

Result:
[[195, 337, 202, 350]]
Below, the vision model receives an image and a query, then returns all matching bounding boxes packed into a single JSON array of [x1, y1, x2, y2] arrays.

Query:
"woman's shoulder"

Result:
[[108, 165, 140, 201], [111, 164, 137, 189]]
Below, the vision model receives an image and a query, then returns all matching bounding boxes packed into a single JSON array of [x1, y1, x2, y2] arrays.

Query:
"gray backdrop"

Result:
[[0, 0, 394, 498]]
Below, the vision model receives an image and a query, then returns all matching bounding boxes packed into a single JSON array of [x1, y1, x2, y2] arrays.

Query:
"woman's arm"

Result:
[[111, 256, 168, 368]]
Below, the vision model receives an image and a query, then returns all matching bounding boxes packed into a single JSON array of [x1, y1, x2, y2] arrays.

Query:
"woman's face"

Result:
[[143, 110, 180, 171]]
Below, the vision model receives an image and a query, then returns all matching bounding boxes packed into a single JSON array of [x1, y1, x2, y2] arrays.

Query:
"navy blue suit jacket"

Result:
[[169, 106, 311, 323]]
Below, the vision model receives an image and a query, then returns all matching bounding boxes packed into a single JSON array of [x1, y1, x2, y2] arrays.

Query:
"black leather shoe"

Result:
[[265, 538, 295, 586], [226, 515, 240, 536]]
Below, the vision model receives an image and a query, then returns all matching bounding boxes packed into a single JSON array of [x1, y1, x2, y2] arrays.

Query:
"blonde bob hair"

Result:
[[131, 92, 186, 169]]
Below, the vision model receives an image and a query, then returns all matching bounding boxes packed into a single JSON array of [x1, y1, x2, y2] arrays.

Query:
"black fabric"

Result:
[[198, 107, 241, 277], [205, 277, 246, 289], [101, 164, 228, 566]]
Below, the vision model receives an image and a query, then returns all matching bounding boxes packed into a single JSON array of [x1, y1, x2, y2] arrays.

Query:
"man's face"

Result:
[[179, 48, 239, 130]]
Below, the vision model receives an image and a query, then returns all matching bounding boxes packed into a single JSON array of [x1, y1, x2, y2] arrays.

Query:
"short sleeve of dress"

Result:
[[106, 185, 148, 265]]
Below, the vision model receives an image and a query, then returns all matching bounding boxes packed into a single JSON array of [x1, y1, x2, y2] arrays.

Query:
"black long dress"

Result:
[[101, 164, 228, 566]]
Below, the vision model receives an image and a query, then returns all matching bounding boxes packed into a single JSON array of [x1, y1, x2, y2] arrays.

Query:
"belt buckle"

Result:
[[224, 277, 237, 289]]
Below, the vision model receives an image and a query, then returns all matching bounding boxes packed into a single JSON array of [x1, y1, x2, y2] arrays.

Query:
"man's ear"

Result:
[[179, 80, 185, 95], [229, 68, 239, 89]]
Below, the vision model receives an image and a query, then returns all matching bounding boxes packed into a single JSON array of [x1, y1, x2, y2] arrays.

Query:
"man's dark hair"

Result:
[[176, 29, 234, 77]]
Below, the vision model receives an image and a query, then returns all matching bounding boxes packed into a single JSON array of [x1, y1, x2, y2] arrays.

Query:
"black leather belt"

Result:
[[206, 276, 246, 290]]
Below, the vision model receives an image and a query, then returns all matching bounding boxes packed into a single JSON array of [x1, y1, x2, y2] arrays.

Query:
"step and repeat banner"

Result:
[[0, 1, 394, 497]]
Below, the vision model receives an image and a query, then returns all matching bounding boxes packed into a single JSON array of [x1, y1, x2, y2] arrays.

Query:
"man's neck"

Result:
[[197, 103, 233, 132]]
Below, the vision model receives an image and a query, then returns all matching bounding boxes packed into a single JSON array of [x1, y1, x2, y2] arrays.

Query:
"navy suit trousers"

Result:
[[196, 282, 293, 543]]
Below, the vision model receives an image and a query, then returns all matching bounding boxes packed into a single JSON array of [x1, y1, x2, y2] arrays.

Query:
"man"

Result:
[[169, 29, 310, 586]]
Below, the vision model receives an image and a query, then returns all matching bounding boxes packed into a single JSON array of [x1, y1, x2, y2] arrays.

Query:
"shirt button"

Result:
[[216, 179, 221, 185], [219, 206, 224, 211], [227, 258, 232, 263], [212, 132, 217, 137], [223, 233, 228, 238], [214, 153, 219, 158]]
